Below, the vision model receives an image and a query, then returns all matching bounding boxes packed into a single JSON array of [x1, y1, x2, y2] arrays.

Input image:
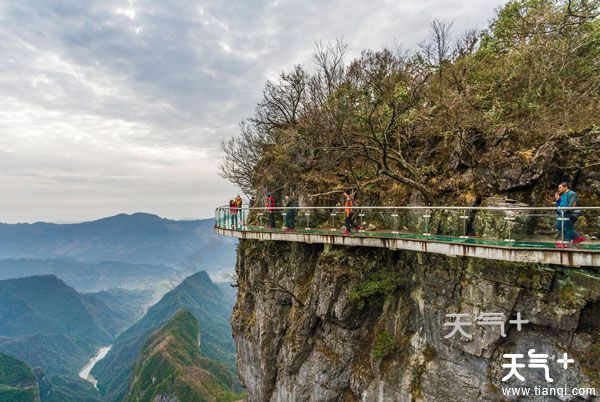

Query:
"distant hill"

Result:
[[0, 275, 146, 401], [124, 310, 243, 402], [84, 288, 154, 327], [92, 271, 238, 402], [0, 213, 236, 270], [0, 352, 39, 402], [0, 259, 178, 293], [0, 275, 116, 371]]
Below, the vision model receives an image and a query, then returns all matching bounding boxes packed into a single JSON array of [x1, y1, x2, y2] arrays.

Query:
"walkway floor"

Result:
[[224, 225, 600, 251]]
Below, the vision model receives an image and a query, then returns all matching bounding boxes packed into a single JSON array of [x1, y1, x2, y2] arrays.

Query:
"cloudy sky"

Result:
[[0, 0, 507, 223]]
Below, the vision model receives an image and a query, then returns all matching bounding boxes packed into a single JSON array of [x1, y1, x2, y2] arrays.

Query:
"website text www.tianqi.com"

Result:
[[502, 386, 596, 398]]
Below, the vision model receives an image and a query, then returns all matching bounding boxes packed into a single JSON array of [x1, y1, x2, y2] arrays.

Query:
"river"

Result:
[[78, 345, 112, 389]]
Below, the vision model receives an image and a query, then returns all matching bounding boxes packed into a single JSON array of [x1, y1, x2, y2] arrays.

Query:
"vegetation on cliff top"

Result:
[[222, 0, 599, 206]]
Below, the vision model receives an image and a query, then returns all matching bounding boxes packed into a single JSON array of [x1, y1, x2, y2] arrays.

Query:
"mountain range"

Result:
[[0, 213, 236, 271], [0, 259, 178, 293], [0, 275, 154, 401], [92, 271, 238, 401], [0, 213, 240, 401], [124, 310, 243, 402]]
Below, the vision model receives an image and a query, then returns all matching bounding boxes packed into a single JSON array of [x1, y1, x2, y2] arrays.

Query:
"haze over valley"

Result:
[[0, 213, 238, 401]]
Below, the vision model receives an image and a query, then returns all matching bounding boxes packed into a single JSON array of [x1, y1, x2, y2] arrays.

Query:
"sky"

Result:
[[0, 0, 507, 223]]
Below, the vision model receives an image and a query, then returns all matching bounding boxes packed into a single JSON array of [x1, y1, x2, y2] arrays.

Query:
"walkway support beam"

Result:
[[215, 227, 599, 267]]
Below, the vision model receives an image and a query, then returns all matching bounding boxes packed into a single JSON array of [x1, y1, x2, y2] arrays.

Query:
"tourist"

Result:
[[284, 194, 297, 231], [265, 193, 276, 229], [555, 182, 586, 247], [343, 191, 360, 235], [235, 194, 243, 228], [230, 199, 238, 229]]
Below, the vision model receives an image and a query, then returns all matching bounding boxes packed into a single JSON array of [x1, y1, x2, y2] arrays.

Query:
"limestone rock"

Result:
[[231, 240, 600, 401]]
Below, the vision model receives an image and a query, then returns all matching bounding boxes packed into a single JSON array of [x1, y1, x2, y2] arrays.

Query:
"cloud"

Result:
[[0, 0, 507, 223]]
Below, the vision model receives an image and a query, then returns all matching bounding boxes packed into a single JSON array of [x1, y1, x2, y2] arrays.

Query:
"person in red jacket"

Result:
[[265, 193, 276, 229], [229, 199, 238, 229]]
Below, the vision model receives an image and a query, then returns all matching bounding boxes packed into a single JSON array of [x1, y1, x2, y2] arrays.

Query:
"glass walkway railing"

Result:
[[214, 206, 600, 251]]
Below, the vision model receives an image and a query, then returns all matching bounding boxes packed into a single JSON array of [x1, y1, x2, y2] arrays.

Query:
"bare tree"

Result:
[[253, 65, 308, 133], [309, 39, 350, 100], [454, 29, 479, 58], [343, 49, 433, 201], [219, 121, 269, 194], [419, 19, 454, 76], [447, 29, 479, 93]]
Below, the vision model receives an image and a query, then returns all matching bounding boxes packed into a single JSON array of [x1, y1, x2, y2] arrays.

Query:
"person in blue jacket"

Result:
[[555, 182, 586, 247]]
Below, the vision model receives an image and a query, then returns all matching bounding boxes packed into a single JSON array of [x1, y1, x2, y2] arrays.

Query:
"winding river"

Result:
[[78, 345, 112, 389]]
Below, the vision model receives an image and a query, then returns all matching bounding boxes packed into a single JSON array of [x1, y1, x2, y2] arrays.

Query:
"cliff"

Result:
[[222, 2, 600, 400], [231, 240, 599, 401]]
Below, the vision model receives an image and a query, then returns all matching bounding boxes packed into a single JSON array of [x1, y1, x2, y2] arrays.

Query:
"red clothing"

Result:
[[266, 195, 275, 212], [230, 200, 238, 214], [344, 196, 354, 217]]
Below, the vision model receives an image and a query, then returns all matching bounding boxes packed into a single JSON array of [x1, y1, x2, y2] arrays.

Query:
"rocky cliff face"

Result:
[[231, 240, 599, 401]]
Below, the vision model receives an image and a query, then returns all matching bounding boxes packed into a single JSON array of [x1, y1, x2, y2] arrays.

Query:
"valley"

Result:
[[0, 213, 238, 401]]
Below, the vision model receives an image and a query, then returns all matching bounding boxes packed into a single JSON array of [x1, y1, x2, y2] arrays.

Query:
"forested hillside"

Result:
[[0, 353, 39, 402], [92, 271, 238, 402], [0, 275, 142, 401], [221, 0, 599, 206], [124, 310, 242, 402], [0, 275, 120, 374], [84, 288, 153, 326]]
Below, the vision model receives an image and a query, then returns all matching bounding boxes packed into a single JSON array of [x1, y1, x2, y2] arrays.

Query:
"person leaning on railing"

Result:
[[235, 195, 243, 228], [555, 181, 586, 248], [284, 194, 298, 231]]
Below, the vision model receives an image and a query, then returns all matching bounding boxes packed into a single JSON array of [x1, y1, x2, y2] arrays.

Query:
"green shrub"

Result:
[[350, 270, 405, 310], [372, 331, 397, 360]]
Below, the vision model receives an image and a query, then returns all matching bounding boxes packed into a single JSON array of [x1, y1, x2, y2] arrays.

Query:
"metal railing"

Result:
[[215, 206, 600, 250]]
